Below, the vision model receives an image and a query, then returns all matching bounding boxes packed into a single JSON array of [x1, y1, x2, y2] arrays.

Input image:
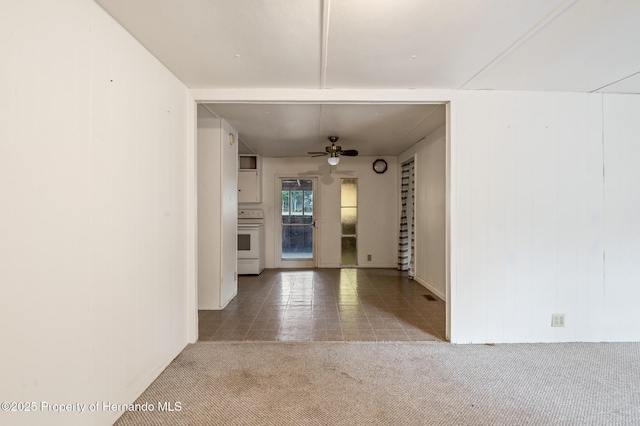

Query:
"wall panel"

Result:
[[0, 1, 189, 425], [602, 94, 640, 341], [452, 91, 607, 343]]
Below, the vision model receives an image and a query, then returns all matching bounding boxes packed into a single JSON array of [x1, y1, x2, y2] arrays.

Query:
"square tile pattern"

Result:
[[198, 269, 446, 342]]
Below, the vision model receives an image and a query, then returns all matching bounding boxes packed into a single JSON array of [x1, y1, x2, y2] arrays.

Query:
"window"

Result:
[[341, 178, 357, 265], [281, 179, 313, 217]]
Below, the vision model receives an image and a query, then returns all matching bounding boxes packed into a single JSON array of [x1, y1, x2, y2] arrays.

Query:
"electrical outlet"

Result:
[[551, 314, 565, 327], [367, 254, 372, 261]]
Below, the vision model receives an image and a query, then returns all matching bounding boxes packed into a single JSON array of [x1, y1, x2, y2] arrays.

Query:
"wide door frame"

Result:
[[275, 176, 318, 268], [186, 94, 452, 344]]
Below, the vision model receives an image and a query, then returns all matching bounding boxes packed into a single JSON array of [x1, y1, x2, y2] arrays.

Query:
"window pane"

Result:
[[341, 207, 357, 235], [291, 191, 303, 215], [341, 236, 357, 265], [282, 179, 312, 191], [303, 191, 313, 215], [282, 225, 313, 259], [282, 191, 289, 216], [341, 178, 357, 207]]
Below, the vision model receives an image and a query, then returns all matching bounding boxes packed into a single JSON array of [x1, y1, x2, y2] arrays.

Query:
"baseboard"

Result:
[[413, 276, 446, 302], [113, 339, 188, 424], [198, 305, 219, 310], [357, 264, 398, 268], [317, 263, 342, 268], [198, 291, 238, 311], [317, 264, 398, 269], [220, 291, 237, 309]]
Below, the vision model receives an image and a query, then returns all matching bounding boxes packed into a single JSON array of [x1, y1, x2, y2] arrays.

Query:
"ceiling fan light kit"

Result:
[[308, 136, 358, 166]]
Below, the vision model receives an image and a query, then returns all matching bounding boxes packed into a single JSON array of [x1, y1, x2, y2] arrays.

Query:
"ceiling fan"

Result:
[[308, 136, 358, 165]]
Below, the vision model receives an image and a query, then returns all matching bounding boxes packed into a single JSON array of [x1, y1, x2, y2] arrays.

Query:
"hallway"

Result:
[[198, 268, 446, 342]]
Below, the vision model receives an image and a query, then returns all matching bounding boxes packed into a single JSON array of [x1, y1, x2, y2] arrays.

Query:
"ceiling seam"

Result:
[[388, 106, 443, 155], [457, 0, 578, 90], [320, 0, 331, 89], [591, 70, 640, 93], [317, 0, 330, 150], [201, 104, 220, 119], [317, 104, 326, 150]]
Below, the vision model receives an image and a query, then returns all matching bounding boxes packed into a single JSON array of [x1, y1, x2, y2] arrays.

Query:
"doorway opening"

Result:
[[278, 178, 316, 268], [398, 159, 415, 278], [188, 99, 452, 343]]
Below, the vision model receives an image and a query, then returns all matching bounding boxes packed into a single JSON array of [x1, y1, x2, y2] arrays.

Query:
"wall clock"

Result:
[[373, 159, 387, 174]]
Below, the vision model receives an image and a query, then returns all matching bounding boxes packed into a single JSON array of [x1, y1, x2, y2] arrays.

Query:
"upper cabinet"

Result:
[[239, 155, 258, 170], [238, 154, 261, 203]]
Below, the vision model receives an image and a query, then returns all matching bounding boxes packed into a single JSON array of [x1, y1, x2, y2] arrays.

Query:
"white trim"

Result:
[[276, 175, 319, 268], [356, 264, 399, 269], [315, 264, 399, 269], [320, 0, 331, 88], [199, 290, 237, 311], [186, 97, 198, 343], [445, 101, 454, 342], [186, 89, 457, 344], [191, 88, 456, 104], [414, 276, 447, 302]]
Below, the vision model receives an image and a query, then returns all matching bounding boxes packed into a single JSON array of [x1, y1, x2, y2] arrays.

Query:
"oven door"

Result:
[[237, 225, 259, 259]]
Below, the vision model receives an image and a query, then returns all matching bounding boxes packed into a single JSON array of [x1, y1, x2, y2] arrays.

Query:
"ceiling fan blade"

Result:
[[311, 153, 328, 157], [308, 151, 328, 155], [340, 149, 358, 156]]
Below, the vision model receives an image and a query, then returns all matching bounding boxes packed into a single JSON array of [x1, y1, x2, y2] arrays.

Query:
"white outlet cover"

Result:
[[551, 314, 565, 327]]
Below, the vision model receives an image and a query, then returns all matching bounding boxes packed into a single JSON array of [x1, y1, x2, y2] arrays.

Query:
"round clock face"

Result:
[[373, 159, 387, 174]]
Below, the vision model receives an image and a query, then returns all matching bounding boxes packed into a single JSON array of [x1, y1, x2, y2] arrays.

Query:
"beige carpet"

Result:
[[115, 341, 640, 425]]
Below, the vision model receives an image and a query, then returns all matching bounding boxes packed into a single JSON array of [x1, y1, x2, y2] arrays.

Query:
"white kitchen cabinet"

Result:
[[238, 155, 261, 203]]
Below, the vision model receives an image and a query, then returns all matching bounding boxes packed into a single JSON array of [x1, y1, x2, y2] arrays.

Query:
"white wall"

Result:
[[451, 91, 612, 343], [220, 120, 239, 304], [241, 156, 398, 268], [197, 108, 238, 309], [602, 94, 640, 342], [197, 110, 222, 309], [0, 1, 188, 425], [399, 127, 447, 300], [193, 89, 640, 345]]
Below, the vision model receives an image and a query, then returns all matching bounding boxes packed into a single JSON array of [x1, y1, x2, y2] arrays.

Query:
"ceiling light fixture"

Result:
[[308, 136, 356, 165]]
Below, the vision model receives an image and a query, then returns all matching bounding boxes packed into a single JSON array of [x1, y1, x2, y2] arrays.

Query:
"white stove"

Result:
[[237, 209, 265, 275]]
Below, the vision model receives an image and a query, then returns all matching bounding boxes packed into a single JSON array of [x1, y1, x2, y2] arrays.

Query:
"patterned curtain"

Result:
[[398, 160, 415, 278]]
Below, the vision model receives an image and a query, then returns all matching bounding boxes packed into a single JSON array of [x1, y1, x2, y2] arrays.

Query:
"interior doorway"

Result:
[[187, 98, 452, 343], [277, 178, 316, 268], [398, 159, 415, 278]]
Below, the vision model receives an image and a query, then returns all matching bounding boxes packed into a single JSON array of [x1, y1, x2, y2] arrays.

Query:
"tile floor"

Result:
[[198, 268, 446, 342]]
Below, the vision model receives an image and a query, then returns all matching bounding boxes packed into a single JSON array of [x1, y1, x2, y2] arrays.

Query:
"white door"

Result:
[[277, 178, 316, 268]]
